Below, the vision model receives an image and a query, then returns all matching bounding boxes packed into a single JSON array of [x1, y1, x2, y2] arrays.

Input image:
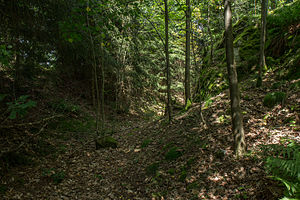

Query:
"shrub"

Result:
[[7, 95, 36, 119], [263, 92, 286, 108]]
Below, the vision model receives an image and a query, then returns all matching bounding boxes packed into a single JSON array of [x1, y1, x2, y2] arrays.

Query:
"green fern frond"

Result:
[[264, 141, 300, 198]]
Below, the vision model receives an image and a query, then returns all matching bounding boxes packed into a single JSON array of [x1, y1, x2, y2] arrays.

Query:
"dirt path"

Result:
[[2, 76, 299, 200]]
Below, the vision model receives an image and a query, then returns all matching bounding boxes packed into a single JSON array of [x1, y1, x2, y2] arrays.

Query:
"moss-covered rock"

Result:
[[95, 136, 118, 149], [263, 92, 286, 108]]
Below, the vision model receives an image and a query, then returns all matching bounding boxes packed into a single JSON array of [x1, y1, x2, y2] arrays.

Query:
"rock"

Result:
[[95, 136, 118, 149]]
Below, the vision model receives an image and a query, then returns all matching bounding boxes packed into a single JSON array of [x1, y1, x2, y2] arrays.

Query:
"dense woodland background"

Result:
[[0, 0, 299, 199]]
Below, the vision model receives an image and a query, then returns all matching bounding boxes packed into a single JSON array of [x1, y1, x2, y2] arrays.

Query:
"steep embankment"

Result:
[[196, 1, 300, 102]]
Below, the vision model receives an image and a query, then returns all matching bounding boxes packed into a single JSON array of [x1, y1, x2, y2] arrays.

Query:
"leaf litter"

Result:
[[1, 73, 299, 199]]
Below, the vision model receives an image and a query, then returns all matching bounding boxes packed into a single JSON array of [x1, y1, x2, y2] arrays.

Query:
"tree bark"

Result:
[[224, 0, 246, 157], [185, 0, 191, 106], [164, 0, 172, 122], [257, 0, 268, 87]]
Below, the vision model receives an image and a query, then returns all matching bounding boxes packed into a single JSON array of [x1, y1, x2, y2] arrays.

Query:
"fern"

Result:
[[264, 141, 300, 199]]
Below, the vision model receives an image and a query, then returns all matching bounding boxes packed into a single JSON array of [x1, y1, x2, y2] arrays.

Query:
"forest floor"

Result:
[[1, 73, 299, 200]]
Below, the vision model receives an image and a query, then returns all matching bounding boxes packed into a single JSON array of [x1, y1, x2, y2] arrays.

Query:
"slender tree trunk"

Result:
[[191, 30, 206, 126], [100, 43, 105, 132], [257, 0, 268, 87], [86, 0, 100, 135], [224, 0, 246, 157], [207, 2, 213, 65], [254, 0, 256, 15], [164, 0, 172, 122], [91, 74, 96, 107], [185, 0, 191, 106]]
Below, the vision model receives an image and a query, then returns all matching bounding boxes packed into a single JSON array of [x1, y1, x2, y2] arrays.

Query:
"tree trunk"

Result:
[[224, 0, 246, 157], [87, 0, 100, 135], [257, 0, 268, 87], [191, 30, 206, 126], [164, 0, 172, 122], [185, 0, 191, 106], [254, 0, 256, 15], [100, 44, 105, 132], [207, 2, 213, 65]]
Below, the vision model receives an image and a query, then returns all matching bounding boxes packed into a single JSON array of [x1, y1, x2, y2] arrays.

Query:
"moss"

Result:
[[179, 169, 187, 182], [146, 162, 159, 176], [48, 116, 95, 136], [95, 136, 118, 149], [167, 168, 175, 175], [141, 139, 152, 148], [263, 92, 286, 108], [165, 146, 183, 161], [284, 50, 300, 80], [51, 171, 65, 184]]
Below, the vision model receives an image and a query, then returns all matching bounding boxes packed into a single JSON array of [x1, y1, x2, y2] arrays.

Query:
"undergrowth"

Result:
[[262, 139, 300, 199]]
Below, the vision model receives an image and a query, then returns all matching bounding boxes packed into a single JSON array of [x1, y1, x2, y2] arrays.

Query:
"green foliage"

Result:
[[217, 114, 231, 124], [263, 141, 300, 199], [184, 99, 192, 111], [290, 81, 300, 90], [49, 99, 81, 114], [268, 1, 300, 30], [271, 81, 286, 89], [0, 184, 7, 195], [146, 162, 159, 176], [187, 182, 199, 190], [48, 117, 94, 135], [165, 146, 183, 161], [6, 95, 36, 119], [233, 20, 260, 73], [204, 98, 213, 108], [179, 169, 187, 182], [167, 168, 175, 175], [263, 92, 286, 108], [0, 94, 7, 102], [141, 139, 152, 148], [95, 173, 103, 180], [0, 45, 12, 66], [196, 70, 228, 102], [51, 171, 65, 184], [283, 50, 300, 80]]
